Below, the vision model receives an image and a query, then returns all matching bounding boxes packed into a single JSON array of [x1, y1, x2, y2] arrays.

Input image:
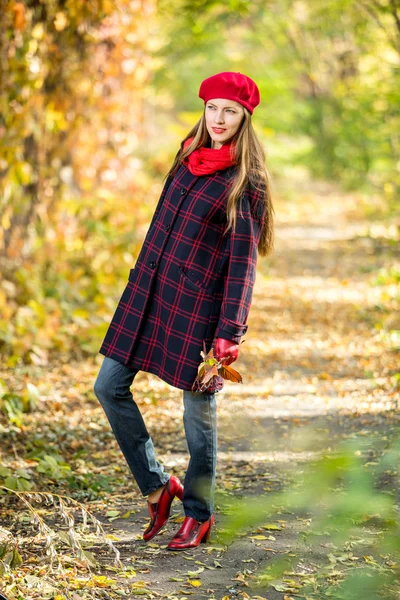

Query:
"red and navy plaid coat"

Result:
[[98, 160, 266, 391]]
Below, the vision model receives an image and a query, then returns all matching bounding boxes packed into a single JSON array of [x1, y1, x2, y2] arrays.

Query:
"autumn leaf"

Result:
[[203, 364, 219, 384], [219, 364, 242, 383], [13, 2, 26, 31], [200, 341, 215, 361], [187, 566, 205, 576]]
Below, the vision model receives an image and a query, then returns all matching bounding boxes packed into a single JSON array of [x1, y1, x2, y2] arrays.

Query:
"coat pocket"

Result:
[[178, 265, 215, 295]]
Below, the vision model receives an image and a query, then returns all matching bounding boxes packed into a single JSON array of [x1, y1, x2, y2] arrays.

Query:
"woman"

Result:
[[94, 71, 274, 550]]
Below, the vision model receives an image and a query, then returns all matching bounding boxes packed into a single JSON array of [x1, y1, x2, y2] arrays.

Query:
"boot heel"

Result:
[[201, 521, 213, 543]]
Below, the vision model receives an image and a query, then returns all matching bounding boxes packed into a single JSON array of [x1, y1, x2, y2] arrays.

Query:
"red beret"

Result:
[[198, 71, 260, 114]]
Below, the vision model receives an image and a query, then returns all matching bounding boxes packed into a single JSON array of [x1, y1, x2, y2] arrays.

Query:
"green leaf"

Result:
[[187, 566, 204, 576], [25, 382, 40, 409], [83, 550, 98, 567], [17, 477, 32, 491], [10, 549, 22, 568], [261, 524, 282, 530], [4, 476, 18, 490]]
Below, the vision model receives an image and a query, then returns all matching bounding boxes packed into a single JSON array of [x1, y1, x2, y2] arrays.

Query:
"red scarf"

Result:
[[182, 136, 236, 175]]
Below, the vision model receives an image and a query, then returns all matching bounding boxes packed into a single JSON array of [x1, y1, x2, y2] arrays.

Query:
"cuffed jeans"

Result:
[[93, 356, 217, 522]]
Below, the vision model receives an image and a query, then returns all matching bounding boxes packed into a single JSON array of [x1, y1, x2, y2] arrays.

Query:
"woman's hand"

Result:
[[214, 338, 239, 366]]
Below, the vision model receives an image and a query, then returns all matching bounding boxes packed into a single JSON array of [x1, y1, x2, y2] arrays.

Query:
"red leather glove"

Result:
[[214, 338, 239, 366]]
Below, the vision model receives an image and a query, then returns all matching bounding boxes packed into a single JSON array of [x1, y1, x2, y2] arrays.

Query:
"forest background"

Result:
[[1, 0, 398, 365], [0, 0, 400, 599]]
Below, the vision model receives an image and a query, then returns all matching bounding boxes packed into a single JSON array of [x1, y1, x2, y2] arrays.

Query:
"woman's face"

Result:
[[205, 98, 245, 149]]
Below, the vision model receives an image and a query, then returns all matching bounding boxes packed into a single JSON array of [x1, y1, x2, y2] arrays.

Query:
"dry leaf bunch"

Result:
[[192, 341, 243, 394]]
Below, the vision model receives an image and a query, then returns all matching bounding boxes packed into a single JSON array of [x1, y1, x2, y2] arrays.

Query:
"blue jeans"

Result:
[[93, 357, 217, 522]]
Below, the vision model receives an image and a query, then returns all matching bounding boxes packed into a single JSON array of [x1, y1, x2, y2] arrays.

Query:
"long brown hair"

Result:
[[165, 108, 274, 256]]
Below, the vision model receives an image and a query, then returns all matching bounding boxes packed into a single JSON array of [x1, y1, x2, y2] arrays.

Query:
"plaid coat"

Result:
[[98, 161, 266, 391]]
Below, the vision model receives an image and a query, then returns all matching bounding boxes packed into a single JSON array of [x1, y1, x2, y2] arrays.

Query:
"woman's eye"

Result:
[[207, 106, 235, 113]]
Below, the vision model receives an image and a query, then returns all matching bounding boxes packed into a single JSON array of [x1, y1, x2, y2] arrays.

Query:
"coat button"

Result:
[[148, 260, 157, 269], [165, 224, 171, 232], [180, 188, 186, 195]]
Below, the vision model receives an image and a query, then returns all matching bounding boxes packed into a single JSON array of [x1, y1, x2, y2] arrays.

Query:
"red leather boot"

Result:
[[167, 514, 215, 550], [143, 476, 184, 541]]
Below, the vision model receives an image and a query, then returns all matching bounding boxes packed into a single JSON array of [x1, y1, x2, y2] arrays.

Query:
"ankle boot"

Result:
[[167, 514, 215, 550], [143, 475, 184, 541]]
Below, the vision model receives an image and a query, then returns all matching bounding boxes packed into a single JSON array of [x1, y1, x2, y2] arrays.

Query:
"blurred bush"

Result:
[[218, 432, 400, 599]]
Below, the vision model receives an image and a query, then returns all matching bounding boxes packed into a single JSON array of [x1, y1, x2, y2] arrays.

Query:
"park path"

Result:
[[96, 173, 398, 599]]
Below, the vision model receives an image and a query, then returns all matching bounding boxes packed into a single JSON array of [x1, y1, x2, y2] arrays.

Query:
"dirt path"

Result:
[[88, 176, 399, 599]]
